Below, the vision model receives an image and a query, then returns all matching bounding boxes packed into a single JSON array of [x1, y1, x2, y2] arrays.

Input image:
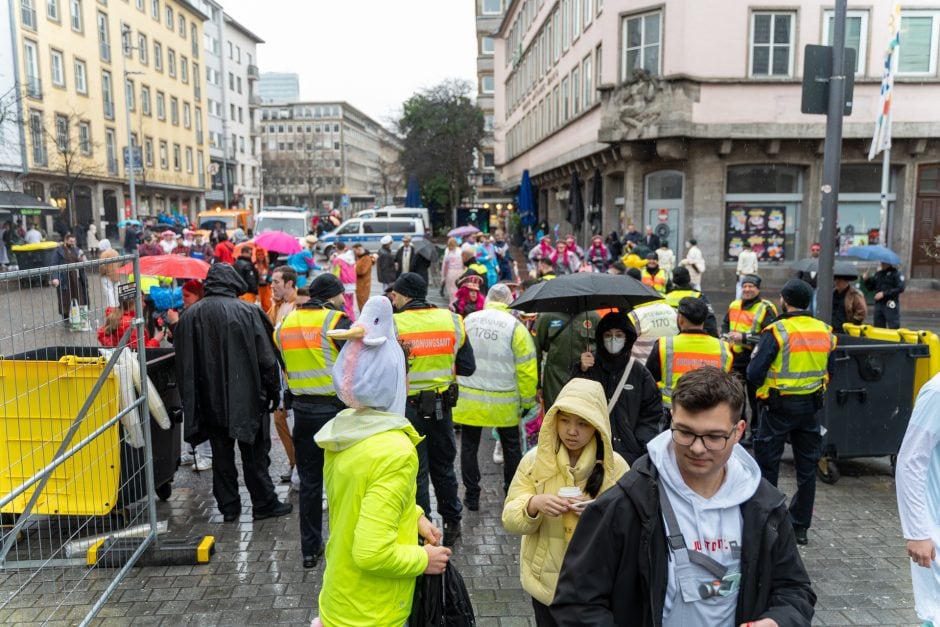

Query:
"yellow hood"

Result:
[[530, 377, 617, 486]]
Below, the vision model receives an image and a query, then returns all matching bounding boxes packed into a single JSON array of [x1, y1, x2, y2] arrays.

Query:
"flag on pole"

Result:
[[868, 3, 902, 161]]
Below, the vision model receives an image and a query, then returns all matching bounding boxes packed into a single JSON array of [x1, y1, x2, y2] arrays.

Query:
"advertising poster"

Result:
[[725, 204, 786, 262]]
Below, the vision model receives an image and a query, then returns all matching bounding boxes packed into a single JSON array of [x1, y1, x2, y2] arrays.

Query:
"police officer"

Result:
[[722, 274, 778, 429], [640, 252, 669, 294], [274, 273, 350, 569], [748, 279, 836, 546], [391, 272, 476, 546], [453, 284, 537, 512], [664, 266, 719, 337], [863, 261, 905, 329], [646, 297, 733, 418]]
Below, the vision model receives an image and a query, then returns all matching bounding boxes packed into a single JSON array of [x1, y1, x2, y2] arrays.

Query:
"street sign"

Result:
[[122, 146, 143, 173], [340, 194, 350, 208], [801, 45, 856, 115]]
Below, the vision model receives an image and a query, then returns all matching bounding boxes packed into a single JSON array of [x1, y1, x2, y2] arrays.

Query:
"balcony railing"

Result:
[[247, 64, 259, 80], [26, 76, 42, 99]]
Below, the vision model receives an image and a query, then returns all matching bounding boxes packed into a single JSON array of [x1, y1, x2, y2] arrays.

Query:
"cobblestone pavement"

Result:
[[0, 269, 932, 626]]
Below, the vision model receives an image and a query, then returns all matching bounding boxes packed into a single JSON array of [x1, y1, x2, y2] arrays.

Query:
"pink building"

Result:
[[493, 0, 940, 285]]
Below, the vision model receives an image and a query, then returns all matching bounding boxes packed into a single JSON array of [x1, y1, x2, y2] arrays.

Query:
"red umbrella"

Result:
[[254, 230, 302, 254], [119, 255, 211, 279]]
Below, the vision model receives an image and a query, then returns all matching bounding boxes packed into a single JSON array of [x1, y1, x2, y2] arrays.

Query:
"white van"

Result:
[[316, 217, 425, 255], [355, 206, 430, 229], [255, 207, 315, 245]]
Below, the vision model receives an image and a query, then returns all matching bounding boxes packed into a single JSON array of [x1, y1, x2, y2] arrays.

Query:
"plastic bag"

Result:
[[69, 299, 82, 331], [520, 405, 542, 454]]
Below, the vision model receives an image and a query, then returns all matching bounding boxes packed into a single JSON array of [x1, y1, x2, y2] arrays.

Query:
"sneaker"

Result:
[[303, 545, 325, 569], [194, 456, 212, 472], [253, 501, 293, 520], [443, 520, 461, 547], [222, 510, 241, 523], [492, 441, 504, 464], [280, 465, 294, 484], [793, 525, 808, 546], [180, 451, 195, 466]]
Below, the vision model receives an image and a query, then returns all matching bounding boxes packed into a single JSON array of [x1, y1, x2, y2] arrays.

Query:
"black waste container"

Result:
[[10, 242, 58, 287], [818, 335, 930, 483], [3, 345, 181, 503]]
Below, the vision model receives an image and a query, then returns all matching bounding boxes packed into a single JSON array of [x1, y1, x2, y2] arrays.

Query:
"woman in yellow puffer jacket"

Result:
[[502, 377, 629, 625]]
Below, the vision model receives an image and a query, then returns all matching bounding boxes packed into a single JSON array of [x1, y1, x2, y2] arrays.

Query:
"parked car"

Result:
[[316, 217, 426, 256]]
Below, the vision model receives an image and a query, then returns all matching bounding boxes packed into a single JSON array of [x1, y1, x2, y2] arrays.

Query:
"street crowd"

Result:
[[17, 216, 934, 626]]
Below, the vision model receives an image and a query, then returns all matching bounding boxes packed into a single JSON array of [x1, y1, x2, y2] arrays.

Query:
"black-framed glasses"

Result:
[[670, 425, 737, 451]]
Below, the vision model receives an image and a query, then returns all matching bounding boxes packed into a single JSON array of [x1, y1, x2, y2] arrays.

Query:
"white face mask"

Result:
[[604, 336, 626, 354]]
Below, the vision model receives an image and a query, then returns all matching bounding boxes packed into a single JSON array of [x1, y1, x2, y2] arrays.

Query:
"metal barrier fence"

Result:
[[0, 253, 160, 626]]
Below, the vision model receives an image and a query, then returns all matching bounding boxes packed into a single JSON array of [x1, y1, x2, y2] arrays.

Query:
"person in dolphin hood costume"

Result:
[[314, 296, 452, 627]]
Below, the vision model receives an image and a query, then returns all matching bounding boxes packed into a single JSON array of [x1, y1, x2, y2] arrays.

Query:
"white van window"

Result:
[[256, 216, 306, 237], [336, 221, 360, 235]]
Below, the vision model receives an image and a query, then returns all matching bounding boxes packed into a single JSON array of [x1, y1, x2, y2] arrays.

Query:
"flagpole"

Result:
[[873, 2, 901, 246], [878, 42, 896, 246]]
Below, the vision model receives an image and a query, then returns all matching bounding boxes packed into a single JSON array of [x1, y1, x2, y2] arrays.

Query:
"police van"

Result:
[[316, 217, 425, 256], [355, 206, 430, 230]]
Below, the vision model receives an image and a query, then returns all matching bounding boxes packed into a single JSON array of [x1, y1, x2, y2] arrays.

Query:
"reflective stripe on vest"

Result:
[[756, 316, 835, 399], [664, 289, 702, 309], [395, 308, 464, 394], [275, 308, 342, 396], [641, 269, 667, 294], [659, 334, 732, 408], [727, 300, 774, 354]]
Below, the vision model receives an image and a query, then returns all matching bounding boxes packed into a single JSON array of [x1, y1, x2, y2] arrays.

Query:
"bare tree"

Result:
[[375, 133, 403, 205], [0, 86, 25, 192], [43, 110, 105, 225]]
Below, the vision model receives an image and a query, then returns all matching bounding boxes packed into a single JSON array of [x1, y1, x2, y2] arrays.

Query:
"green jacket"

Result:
[[535, 311, 600, 409], [315, 409, 427, 627]]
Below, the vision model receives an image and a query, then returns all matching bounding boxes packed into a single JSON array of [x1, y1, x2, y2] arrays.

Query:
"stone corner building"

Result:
[[492, 0, 940, 287]]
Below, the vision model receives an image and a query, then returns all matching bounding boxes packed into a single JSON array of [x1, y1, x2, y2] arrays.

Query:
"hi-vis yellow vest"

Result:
[[664, 289, 702, 309], [756, 315, 836, 399], [658, 334, 732, 408], [727, 299, 777, 354], [641, 269, 667, 294], [275, 307, 344, 396], [395, 308, 466, 394]]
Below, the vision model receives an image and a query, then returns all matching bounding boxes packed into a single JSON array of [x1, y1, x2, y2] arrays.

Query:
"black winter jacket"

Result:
[[176, 264, 282, 445], [571, 359, 663, 465], [551, 455, 815, 626], [863, 267, 905, 303]]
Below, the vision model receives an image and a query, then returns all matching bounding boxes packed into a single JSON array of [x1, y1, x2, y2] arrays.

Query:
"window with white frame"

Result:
[[582, 55, 592, 107], [572, 0, 581, 38], [173, 143, 180, 171], [823, 10, 868, 75], [30, 109, 46, 164], [74, 58, 87, 94], [572, 67, 580, 115], [178, 14, 185, 37], [898, 11, 940, 75], [561, 76, 569, 120], [185, 146, 193, 173], [101, 70, 114, 118], [135, 0, 143, 11], [154, 41, 162, 70], [151, 0, 158, 20], [144, 136, 153, 166], [50, 49, 65, 87], [22, 0, 37, 29], [183, 102, 190, 128], [138, 33, 148, 63], [105, 128, 117, 174], [584, 0, 593, 27], [97, 11, 111, 62], [55, 114, 69, 152], [482, 0, 501, 16], [69, 0, 81, 30], [482, 75, 494, 94], [622, 10, 661, 81], [180, 55, 188, 83], [562, 0, 570, 50], [125, 78, 135, 111], [168, 48, 176, 77], [141, 84, 150, 115], [79, 121, 91, 155], [47, 0, 59, 21], [750, 11, 794, 77], [159, 140, 167, 169], [482, 36, 494, 55], [156, 90, 165, 119], [164, 5, 172, 28]]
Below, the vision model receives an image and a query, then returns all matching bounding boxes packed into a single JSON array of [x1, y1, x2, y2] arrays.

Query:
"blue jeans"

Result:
[[753, 397, 822, 529], [406, 398, 463, 524], [292, 399, 342, 557]]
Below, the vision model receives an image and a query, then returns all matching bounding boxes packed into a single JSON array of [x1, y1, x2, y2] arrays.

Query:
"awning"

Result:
[[0, 191, 59, 215]]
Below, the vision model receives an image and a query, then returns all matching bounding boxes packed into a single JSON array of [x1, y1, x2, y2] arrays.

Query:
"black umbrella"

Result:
[[791, 258, 858, 278], [413, 237, 437, 263], [510, 272, 662, 315], [589, 168, 603, 236]]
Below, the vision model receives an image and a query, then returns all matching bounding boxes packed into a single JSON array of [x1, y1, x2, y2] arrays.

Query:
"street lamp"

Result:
[[121, 25, 142, 221]]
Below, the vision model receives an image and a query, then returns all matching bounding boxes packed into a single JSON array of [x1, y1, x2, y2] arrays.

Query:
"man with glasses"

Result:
[[552, 366, 815, 626]]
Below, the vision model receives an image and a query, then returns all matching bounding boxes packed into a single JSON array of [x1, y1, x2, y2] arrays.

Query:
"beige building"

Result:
[[474, 0, 511, 208], [495, 1, 940, 285], [13, 0, 209, 241], [260, 101, 401, 215]]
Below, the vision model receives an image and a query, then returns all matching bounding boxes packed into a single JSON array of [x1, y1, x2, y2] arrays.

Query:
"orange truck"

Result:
[[196, 208, 253, 237]]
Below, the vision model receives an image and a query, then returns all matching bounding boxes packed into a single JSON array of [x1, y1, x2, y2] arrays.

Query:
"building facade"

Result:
[[474, 0, 511, 208], [197, 0, 262, 212], [259, 101, 401, 215], [257, 72, 299, 104], [495, 0, 940, 284], [12, 0, 211, 241], [1, 0, 26, 191]]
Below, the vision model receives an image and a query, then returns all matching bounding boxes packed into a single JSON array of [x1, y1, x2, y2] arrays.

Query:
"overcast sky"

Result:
[[221, 0, 479, 127]]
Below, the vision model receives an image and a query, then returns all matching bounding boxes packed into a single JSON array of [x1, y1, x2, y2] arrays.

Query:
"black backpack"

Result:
[[409, 561, 475, 627]]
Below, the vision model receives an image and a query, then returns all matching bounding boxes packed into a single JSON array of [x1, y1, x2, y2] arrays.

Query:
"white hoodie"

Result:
[[646, 429, 761, 626]]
